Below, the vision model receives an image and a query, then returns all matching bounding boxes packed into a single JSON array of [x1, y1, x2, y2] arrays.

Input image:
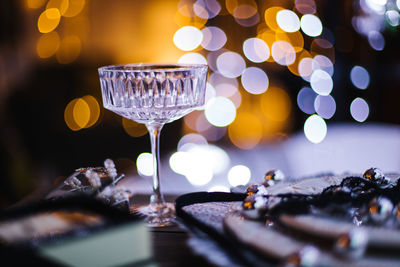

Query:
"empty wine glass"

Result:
[[98, 64, 208, 227]]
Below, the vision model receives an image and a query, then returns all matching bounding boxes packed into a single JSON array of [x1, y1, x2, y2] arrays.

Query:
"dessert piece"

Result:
[[224, 168, 400, 265]]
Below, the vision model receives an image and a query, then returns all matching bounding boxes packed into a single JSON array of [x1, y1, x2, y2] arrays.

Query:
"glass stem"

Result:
[[146, 123, 165, 207]]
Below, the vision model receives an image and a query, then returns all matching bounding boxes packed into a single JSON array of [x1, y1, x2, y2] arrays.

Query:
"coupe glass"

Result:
[[98, 63, 208, 227]]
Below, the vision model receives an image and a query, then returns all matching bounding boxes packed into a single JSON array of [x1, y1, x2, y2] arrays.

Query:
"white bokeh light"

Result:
[[204, 82, 216, 106], [350, 65, 370, 90], [205, 96, 236, 127], [207, 144, 231, 175], [229, 90, 242, 108], [228, 165, 251, 187], [386, 10, 400, 26], [300, 14, 323, 37], [216, 51, 246, 78], [178, 52, 208, 64], [271, 41, 296, 66], [314, 95, 336, 119], [201, 26, 227, 51], [208, 185, 230, 192], [241, 67, 269, 95], [178, 133, 208, 151], [298, 57, 314, 81], [350, 97, 369, 122], [173, 26, 203, 51], [185, 165, 213, 186], [169, 144, 230, 186], [136, 152, 153, 176], [209, 73, 238, 98], [169, 151, 190, 175], [276, 9, 301, 32], [193, 0, 221, 19], [310, 69, 333, 96], [195, 113, 212, 132], [243, 38, 270, 63], [304, 114, 327, 144], [313, 55, 334, 76]]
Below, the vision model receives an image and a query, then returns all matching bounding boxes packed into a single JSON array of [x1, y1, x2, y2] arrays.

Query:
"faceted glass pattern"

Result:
[[98, 64, 208, 124]]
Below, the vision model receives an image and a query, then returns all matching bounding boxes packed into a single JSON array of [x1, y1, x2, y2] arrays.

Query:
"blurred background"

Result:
[[0, 0, 399, 207]]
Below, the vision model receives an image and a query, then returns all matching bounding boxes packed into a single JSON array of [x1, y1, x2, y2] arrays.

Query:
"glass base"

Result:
[[137, 202, 176, 227]]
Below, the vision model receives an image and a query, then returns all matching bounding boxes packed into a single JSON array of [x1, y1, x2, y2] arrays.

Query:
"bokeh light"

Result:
[[169, 151, 190, 175], [170, 144, 230, 185], [56, 35, 82, 64], [265, 6, 285, 32], [63, 0, 86, 17], [288, 49, 310, 76], [350, 65, 370, 89], [81, 95, 100, 128], [310, 38, 335, 63], [36, 31, 60, 58], [300, 14, 322, 37], [193, 0, 221, 19], [185, 167, 213, 186], [199, 126, 227, 142], [226, 0, 258, 19], [173, 26, 203, 51], [205, 96, 236, 127], [175, 8, 207, 28], [275, 31, 304, 53], [260, 86, 291, 122], [314, 95, 336, 119], [257, 28, 276, 58], [178, 0, 196, 17], [243, 38, 270, 63], [386, 10, 400, 26], [276, 10, 300, 33], [46, 0, 69, 16], [310, 69, 333, 95], [297, 87, 317, 114], [204, 82, 216, 106], [195, 112, 213, 131], [216, 51, 246, 78], [298, 57, 314, 81], [241, 67, 269, 95], [209, 72, 238, 98], [350, 97, 369, 122], [271, 41, 296, 66], [64, 96, 100, 131], [178, 133, 208, 151], [38, 8, 61, 33], [228, 90, 242, 108], [228, 165, 251, 187], [235, 12, 260, 27], [368, 31, 385, 51], [25, 0, 46, 9], [304, 114, 327, 144], [207, 49, 227, 72], [201, 26, 227, 51], [122, 117, 148, 138], [313, 55, 334, 76], [136, 152, 153, 176], [228, 112, 263, 149], [178, 52, 208, 64], [64, 98, 81, 131], [295, 0, 317, 14], [208, 185, 230, 192]]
